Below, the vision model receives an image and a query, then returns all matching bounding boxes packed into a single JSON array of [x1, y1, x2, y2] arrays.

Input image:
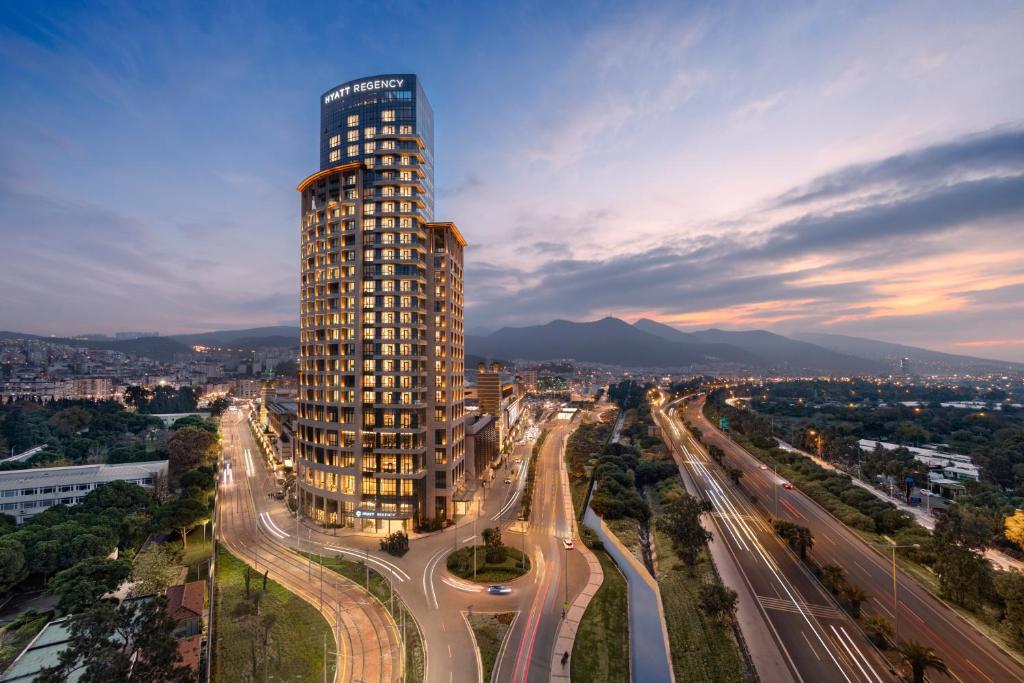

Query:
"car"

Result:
[[504, 478, 512, 485], [782, 482, 793, 490], [562, 538, 575, 550], [759, 464, 768, 470], [487, 585, 512, 595], [271, 490, 285, 500], [514, 458, 522, 464]]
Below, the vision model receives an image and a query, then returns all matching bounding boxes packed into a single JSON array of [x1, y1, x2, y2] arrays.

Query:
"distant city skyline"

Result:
[[1, 1, 1023, 360]]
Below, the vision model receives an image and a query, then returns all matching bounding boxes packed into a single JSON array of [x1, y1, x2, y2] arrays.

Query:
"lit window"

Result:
[[347, 144, 358, 157], [347, 130, 358, 142], [382, 125, 396, 135], [329, 150, 340, 162], [364, 141, 376, 154], [347, 114, 359, 126], [364, 126, 376, 138], [329, 135, 341, 148], [382, 110, 395, 122], [399, 125, 412, 134]]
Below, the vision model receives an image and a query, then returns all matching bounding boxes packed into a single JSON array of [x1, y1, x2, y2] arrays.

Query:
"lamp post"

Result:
[[880, 542, 920, 642]]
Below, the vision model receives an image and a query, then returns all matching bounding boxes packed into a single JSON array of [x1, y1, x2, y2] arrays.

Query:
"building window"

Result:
[[400, 125, 412, 134], [347, 114, 359, 127], [329, 134, 341, 148], [364, 126, 376, 138], [382, 110, 395, 122], [364, 141, 376, 154], [347, 144, 358, 157], [329, 150, 341, 163]]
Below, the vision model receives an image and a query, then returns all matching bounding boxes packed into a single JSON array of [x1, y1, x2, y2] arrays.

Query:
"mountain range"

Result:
[[4, 318, 1020, 374]]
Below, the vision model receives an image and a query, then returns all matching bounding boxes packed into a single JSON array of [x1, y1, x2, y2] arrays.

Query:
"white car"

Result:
[[504, 477, 513, 484], [759, 464, 768, 470], [562, 538, 575, 550]]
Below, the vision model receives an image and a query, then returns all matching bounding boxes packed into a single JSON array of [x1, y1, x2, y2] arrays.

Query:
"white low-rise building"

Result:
[[0, 461, 168, 523]]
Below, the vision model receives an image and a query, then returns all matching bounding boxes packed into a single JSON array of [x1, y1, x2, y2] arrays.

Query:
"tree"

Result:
[[820, 563, 846, 594], [699, 583, 738, 622], [996, 571, 1024, 644], [657, 494, 713, 568], [727, 466, 743, 487], [840, 582, 868, 618], [35, 596, 193, 682], [130, 543, 182, 596], [935, 505, 997, 550], [773, 520, 814, 560], [1005, 510, 1024, 549], [151, 498, 209, 550], [166, 426, 219, 477], [934, 539, 995, 607], [897, 640, 949, 683], [122, 386, 151, 410], [483, 526, 507, 564], [48, 557, 131, 613], [0, 538, 27, 594], [863, 614, 894, 648]]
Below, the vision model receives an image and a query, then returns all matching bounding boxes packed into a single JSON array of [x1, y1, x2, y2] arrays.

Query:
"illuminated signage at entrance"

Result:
[[323, 77, 406, 105]]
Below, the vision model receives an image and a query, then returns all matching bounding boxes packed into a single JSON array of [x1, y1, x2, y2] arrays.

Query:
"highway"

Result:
[[653, 393, 895, 683], [218, 411, 403, 682], [681, 394, 1024, 683]]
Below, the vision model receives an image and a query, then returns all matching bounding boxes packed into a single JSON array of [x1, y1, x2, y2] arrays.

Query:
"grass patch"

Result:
[[467, 612, 516, 682], [566, 420, 615, 518], [571, 549, 629, 683], [447, 546, 531, 583], [606, 518, 641, 557], [654, 527, 747, 682], [212, 547, 330, 682], [0, 610, 54, 671], [304, 552, 425, 683], [175, 533, 213, 582]]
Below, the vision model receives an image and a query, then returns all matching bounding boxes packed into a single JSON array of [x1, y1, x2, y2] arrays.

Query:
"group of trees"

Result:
[[657, 494, 712, 568], [123, 385, 200, 414], [0, 400, 166, 469]]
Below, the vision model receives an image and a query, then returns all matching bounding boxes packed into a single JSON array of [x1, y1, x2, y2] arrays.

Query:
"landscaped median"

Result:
[[571, 529, 630, 683], [466, 612, 517, 682], [212, 547, 331, 682], [447, 543, 531, 583]]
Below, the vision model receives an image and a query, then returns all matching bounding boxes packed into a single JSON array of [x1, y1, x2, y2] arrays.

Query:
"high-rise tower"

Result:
[[295, 74, 466, 531]]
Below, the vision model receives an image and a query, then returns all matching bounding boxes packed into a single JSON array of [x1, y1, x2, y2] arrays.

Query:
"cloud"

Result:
[[466, 125, 1024, 360]]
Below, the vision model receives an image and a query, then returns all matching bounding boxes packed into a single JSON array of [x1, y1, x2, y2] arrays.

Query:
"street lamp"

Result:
[[880, 542, 920, 642]]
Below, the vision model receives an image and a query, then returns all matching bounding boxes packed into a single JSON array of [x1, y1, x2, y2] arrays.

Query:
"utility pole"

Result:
[[473, 498, 478, 581]]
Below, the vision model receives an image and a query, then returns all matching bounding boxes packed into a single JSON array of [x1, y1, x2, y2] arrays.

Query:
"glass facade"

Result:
[[297, 74, 464, 532]]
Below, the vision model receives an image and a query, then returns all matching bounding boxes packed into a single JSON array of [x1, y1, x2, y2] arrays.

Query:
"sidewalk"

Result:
[[551, 427, 603, 682]]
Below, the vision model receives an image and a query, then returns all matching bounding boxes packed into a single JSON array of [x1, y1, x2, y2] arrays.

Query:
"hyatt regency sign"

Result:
[[324, 78, 406, 105]]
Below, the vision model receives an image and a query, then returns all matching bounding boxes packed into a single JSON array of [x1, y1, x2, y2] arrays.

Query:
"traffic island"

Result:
[[446, 545, 531, 583], [465, 611, 517, 682]]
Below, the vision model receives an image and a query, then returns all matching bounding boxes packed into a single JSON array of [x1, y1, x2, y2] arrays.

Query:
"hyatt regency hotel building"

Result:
[[295, 74, 466, 531]]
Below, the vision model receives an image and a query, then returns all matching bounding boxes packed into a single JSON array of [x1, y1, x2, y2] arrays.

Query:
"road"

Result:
[[654, 394, 895, 683], [218, 411, 403, 682], [221, 407, 591, 683], [682, 394, 1024, 683]]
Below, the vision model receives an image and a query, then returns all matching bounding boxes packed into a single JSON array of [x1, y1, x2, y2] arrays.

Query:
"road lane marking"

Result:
[[324, 545, 411, 583], [800, 630, 821, 661], [837, 625, 883, 683]]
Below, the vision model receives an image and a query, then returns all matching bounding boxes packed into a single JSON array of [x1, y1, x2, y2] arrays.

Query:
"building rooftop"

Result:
[[0, 460, 167, 486], [165, 580, 204, 622]]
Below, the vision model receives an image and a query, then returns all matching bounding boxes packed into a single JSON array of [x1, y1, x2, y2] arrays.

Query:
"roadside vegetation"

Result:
[[466, 612, 516, 683], [520, 429, 548, 521], [580, 382, 748, 681], [212, 548, 329, 682], [305, 552, 425, 682], [565, 418, 615, 517], [700, 385, 1024, 661], [447, 527, 530, 583], [570, 540, 629, 683]]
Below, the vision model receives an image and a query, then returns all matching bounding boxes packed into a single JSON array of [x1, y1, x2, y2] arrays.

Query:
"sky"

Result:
[[1, 1, 1023, 360]]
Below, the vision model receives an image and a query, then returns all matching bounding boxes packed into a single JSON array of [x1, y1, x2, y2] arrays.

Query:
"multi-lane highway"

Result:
[[218, 411, 403, 683], [679, 393, 1024, 683], [654, 392, 894, 683]]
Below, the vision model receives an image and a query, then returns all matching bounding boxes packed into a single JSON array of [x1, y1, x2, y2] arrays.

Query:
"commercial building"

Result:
[[296, 74, 466, 531], [0, 461, 168, 524], [465, 413, 499, 483]]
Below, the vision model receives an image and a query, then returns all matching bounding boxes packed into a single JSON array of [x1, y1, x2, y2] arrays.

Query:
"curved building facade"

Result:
[[296, 74, 466, 532]]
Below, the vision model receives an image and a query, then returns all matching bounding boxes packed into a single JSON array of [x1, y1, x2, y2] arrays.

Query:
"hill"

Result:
[[792, 332, 1024, 373], [467, 317, 757, 368], [0, 332, 190, 362], [170, 326, 300, 348], [633, 319, 883, 374]]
